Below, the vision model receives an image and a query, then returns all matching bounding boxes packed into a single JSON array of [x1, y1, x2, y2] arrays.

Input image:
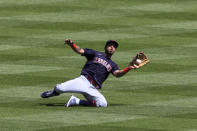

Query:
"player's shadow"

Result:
[[39, 103, 127, 107], [108, 104, 128, 106], [39, 103, 65, 107]]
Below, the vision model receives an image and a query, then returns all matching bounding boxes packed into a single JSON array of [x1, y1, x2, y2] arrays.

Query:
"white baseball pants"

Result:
[[55, 75, 107, 107]]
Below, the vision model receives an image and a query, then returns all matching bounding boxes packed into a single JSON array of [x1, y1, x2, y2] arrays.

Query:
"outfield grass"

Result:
[[0, 0, 197, 130]]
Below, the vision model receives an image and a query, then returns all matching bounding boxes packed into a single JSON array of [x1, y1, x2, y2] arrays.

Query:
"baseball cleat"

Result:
[[41, 91, 56, 98], [66, 95, 77, 107]]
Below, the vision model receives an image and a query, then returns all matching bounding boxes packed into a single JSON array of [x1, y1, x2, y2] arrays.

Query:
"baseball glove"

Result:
[[130, 52, 149, 69]]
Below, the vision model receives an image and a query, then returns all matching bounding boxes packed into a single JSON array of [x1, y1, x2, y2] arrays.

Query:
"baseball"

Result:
[[136, 59, 142, 64]]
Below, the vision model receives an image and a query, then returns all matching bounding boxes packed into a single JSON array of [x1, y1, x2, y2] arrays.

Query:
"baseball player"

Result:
[[41, 39, 137, 107]]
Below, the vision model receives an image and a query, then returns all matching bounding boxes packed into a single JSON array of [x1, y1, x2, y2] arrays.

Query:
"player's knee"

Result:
[[96, 99, 107, 107], [99, 101, 107, 107]]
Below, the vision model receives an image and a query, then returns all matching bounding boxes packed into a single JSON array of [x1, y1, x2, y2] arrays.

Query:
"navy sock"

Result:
[[53, 90, 60, 96], [79, 100, 93, 106]]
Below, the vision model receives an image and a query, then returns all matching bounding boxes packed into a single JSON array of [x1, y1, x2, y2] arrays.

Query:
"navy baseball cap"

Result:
[[105, 40, 119, 48]]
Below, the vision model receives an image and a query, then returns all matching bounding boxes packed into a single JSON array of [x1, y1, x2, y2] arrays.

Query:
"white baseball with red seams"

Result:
[[136, 59, 142, 64]]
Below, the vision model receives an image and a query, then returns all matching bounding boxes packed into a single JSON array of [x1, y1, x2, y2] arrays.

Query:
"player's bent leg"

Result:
[[65, 93, 107, 107], [41, 76, 81, 99], [83, 93, 107, 107], [94, 96, 107, 107], [77, 98, 107, 107], [54, 76, 86, 94]]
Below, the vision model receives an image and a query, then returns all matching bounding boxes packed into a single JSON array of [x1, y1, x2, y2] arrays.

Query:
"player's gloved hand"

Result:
[[130, 52, 149, 69], [65, 38, 74, 46]]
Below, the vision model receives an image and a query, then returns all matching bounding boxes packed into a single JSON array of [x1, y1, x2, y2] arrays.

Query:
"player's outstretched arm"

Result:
[[113, 65, 135, 77], [113, 53, 150, 77], [65, 38, 84, 55]]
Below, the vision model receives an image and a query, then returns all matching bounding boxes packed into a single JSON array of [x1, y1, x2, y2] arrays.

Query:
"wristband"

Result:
[[123, 66, 131, 73], [71, 43, 77, 49]]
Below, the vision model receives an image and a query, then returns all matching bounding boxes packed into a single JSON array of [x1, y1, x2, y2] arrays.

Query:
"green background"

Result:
[[0, 0, 197, 130]]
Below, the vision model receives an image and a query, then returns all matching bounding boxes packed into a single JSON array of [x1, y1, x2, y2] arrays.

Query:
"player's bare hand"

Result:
[[65, 38, 73, 46]]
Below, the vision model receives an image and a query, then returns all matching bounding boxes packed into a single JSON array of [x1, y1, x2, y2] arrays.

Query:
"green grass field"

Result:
[[0, 0, 197, 130]]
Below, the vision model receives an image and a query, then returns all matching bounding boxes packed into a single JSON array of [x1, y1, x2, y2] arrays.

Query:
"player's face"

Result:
[[105, 44, 116, 55]]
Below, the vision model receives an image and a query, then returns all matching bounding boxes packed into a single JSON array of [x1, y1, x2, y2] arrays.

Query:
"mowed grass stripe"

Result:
[[104, 117, 197, 131], [142, 97, 197, 108], [1, 111, 146, 126], [0, 26, 192, 41], [151, 21, 197, 30], [0, 85, 52, 98], [0, 117, 146, 131], [0, 45, 29, 51], [109, 72, 197, 85], [0, 64, 63, 74], [1, 23, 195, 42], [128, 1, 197, 13]]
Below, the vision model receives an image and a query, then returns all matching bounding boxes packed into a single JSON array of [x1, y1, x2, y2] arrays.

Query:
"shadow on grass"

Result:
[[38, 103, 128, 107], [39, 103, 65, 107], [108, 104, 128, 106]]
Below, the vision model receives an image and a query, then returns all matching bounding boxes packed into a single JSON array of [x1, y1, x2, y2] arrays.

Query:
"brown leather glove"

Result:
[[130, 52, 149, 69]]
